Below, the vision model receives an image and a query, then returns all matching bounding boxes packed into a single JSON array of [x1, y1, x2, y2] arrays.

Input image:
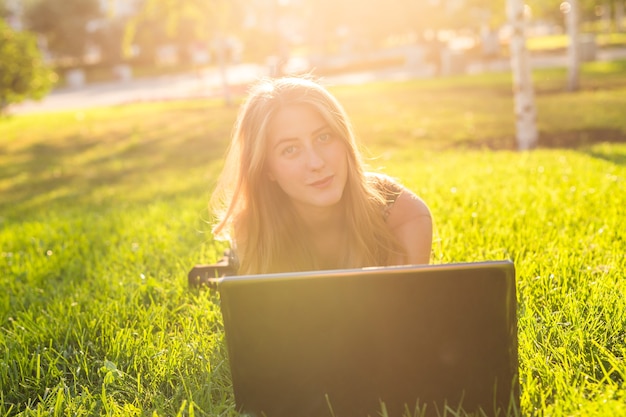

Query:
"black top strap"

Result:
[[367, 173, 403, 217]]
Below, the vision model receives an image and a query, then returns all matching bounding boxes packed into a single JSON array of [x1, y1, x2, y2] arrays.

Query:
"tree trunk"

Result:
[[566, 0, 581, 92], [616, 1, 625, 32], [604, 2, 612, 33], [215, 36, 232, 106], [507, 0, 538, 150]]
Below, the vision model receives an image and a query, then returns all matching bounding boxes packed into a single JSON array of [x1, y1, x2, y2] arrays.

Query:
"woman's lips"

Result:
[[308, 175, 333, 188]]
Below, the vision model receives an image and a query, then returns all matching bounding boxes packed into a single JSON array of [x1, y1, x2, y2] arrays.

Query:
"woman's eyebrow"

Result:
[[311, 125, 330, 136], [272, 137, 298, 149], [272, 125, 329, 149]]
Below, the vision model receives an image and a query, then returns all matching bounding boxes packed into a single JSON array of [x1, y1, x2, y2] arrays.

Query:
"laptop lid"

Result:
[[217, 261, 519, 417]]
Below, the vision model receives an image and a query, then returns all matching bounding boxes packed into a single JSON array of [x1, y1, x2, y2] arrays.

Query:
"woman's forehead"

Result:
[[267, 104, 327, 139]]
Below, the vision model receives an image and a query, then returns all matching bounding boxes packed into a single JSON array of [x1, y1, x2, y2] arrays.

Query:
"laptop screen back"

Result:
[[218, 261, 519, 417]]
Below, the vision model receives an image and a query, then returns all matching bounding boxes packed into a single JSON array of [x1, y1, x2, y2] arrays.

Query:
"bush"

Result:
[[0, 18, 56, 114]]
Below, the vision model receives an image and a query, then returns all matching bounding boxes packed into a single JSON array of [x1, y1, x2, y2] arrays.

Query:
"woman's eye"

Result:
[[282, 145, 298, 156], [318, 133, 331, 142]]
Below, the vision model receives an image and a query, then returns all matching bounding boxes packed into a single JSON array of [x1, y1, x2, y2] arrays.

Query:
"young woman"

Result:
[[211, 77, 432, 275]]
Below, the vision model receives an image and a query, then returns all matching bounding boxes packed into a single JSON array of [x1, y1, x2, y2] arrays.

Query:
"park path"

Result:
[[9, 47, 626, 116]]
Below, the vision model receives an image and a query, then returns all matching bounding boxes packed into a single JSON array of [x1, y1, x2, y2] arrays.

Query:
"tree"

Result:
[[0, 0, 8, 18], [526, 1, 589, 92], [507, 0, 538, 150], [124, 0, 244, 64], [565, 0, 581, 91], [91, 17, 127, 66], [125, 0, 244, 104], [526, 0, 625, 29], [24, 0, 101, 62], [0, 18, 55, 114]]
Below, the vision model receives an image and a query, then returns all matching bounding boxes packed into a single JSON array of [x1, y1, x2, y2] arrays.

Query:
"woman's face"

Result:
[[265, 103, 348, 214]]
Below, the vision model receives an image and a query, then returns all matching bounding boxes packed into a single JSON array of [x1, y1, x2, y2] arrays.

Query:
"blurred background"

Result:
[[2, 0, 626, 100]]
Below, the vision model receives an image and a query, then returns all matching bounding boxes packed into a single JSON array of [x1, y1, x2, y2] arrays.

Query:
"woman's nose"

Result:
[[305, 147, 325, 170]]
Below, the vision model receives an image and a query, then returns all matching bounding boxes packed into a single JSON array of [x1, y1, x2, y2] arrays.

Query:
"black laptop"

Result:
[[212, 261, 519, 417]]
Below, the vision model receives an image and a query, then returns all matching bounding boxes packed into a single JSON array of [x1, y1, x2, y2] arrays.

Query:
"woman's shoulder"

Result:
[[365, 171, 401, 187], [373, 177, 431, 265], [365, 172, 432, 264], [366, 172, 431, 225], [388, 189, 432, 227], [366, 172, 403, 207], [389, 190, 433, 264]]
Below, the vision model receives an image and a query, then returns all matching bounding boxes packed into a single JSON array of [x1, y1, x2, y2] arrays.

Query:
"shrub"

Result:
[[0, 18, 56, 114]]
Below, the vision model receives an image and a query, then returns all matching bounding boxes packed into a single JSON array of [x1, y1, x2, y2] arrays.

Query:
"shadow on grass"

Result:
[[456, 128, 626, 152], [583, 144, 626, 166], [538, 128, 626, 150], [0, 116, 231, 218]]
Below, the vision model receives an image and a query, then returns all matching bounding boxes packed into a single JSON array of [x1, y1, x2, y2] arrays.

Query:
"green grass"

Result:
[[527, 32, 626, 53], [1, 62, 626, 416]]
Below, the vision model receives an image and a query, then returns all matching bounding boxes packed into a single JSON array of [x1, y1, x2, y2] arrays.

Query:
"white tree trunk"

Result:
[[507, 0, 538, 150], [616, 1, 625, 32], [604, 2, 612, 33], [567, 0, 581, 92], [215, 36, 233, 106]]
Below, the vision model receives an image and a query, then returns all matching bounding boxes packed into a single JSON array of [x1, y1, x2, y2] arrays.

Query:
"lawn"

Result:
[[526, 32, 626, 53], [1, 61, 625, 416]]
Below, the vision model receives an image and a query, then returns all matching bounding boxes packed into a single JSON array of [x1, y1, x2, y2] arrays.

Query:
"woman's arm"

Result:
[[386, 189, 433, 265]]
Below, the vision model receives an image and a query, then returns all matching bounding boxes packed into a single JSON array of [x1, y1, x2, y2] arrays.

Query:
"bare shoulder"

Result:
[[386, 186, 433, 265], [386, 187, 432, 229]]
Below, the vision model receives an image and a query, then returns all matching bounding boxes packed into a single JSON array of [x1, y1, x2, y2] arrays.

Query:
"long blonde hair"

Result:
[[211, 77, 403, 274]]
